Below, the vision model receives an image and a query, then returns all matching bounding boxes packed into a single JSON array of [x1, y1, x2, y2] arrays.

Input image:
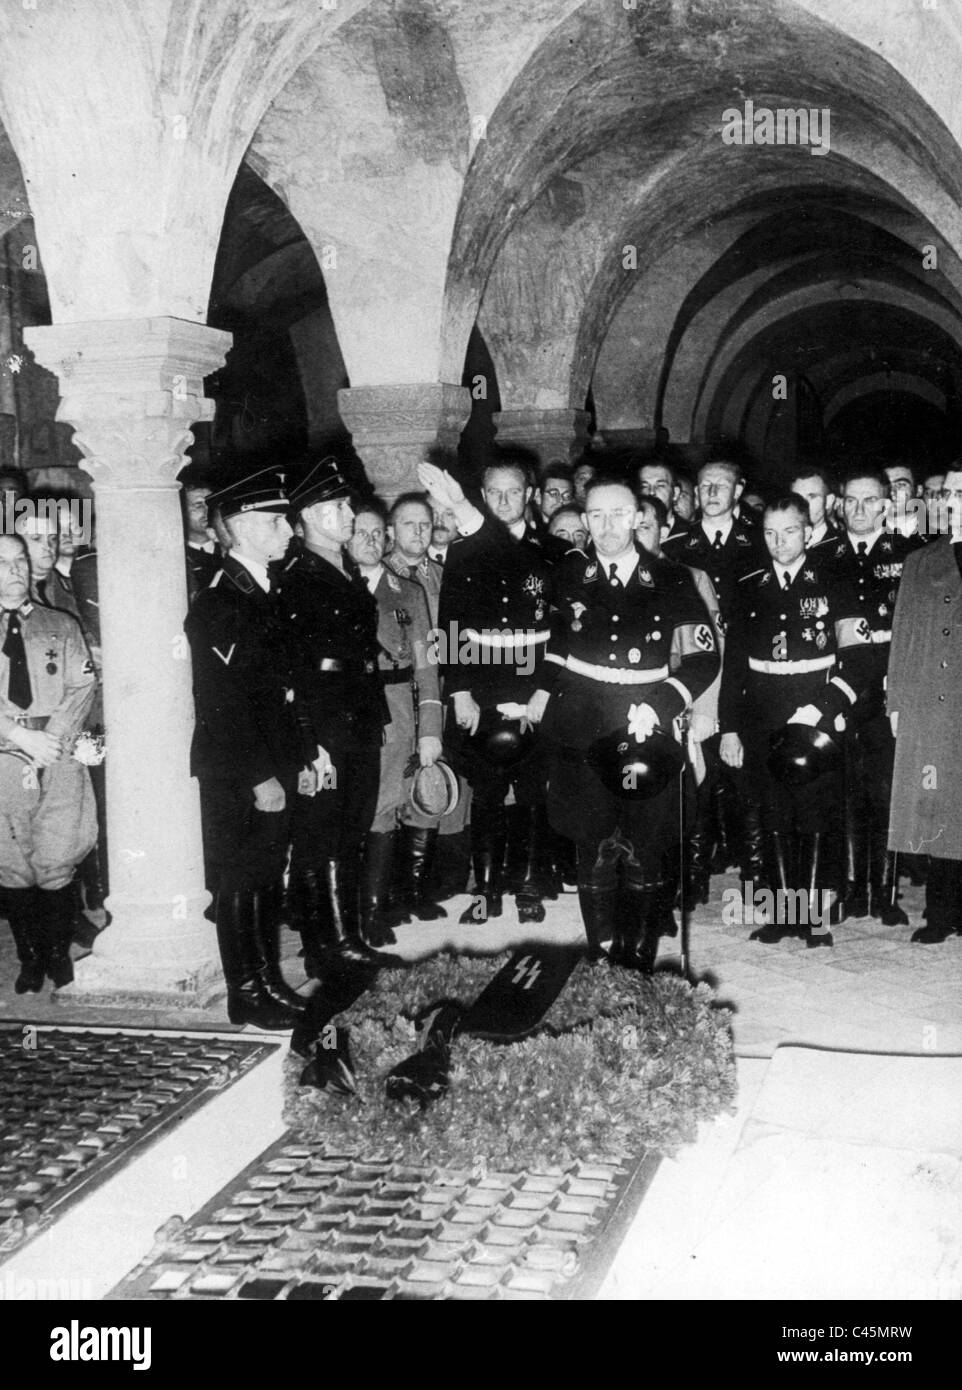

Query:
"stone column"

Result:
[[492, 407, 591, 468], [24, 317, 232, 1005], [599, 426, 657, 449], [338, 383, 471, 501]]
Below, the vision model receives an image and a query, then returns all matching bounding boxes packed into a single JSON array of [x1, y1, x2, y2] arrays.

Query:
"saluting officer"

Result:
[[663, 458, 767, 900], [346, 503, 444, 946], [720, 494, 874, 946], [0, 533, 97, 993], [823, 467, 921, 924], [185, 468, 307, 1029], [420, 453, 555, 924], [283, 458, 395, 970], [540, 477, 720, 968]]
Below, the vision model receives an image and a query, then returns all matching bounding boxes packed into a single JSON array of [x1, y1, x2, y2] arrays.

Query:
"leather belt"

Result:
[[381, 666, 413, 685], [749, 655, 835, 675], [316, 658, 377, 675], [464, 628, 550, 649], [564, 657, 669, 686]]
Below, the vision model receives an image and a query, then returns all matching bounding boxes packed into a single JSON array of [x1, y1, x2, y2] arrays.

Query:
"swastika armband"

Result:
[[836, 615, 872, 648], [675, 621, 717, 656]]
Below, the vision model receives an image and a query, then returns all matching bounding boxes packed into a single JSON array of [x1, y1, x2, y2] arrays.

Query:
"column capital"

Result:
[[24, 317, 231, 485], [493, 407, 591, 467], [338, 382, 471, 499]]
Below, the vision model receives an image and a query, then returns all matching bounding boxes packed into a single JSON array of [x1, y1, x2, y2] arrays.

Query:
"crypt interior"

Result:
[[0, 0, 961, 1005]]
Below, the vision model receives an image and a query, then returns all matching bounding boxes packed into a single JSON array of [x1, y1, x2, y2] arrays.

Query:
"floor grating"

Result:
[[112, 1133, 660, 1301], [0, 1026, 275, 1259]]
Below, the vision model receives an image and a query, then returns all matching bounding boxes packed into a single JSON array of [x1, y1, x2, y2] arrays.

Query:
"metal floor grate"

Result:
[[113, 1134, 660, 1301], [0, 1026, 275, 1259]]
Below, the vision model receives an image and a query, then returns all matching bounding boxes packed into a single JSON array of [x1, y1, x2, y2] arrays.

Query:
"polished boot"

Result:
[[70, 881, 101, 950], [741, 801, 765, 890], [459, 822, 506, 924], [215, 890, 299, 1029], [325, 857, 397, 964], [40, 884, 78, 988], [686, 784, 713, 905], [798, 833, 836, 949], [287, 867, 328, 979], [433, 829, 471, 900], [913, 857, 962, 942], [576, 888, 615, 963], [250, 887, 306, 1013], [360, 831, 399, 947], [78, 844, 107, 914], [869, 835, 909, 926], [751, 831, 798, 942], [657, 865, 679, 938], [1, 886, 45, 993], [399, 825, 447, 922], [619, 873, 662, 975], [709, 774, 737, 873], [843, 823, 870, 919], [513, 805, 549, 925]]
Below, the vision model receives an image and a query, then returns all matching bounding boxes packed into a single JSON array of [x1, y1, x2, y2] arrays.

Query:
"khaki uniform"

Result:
[[0, 603, 97, 889]]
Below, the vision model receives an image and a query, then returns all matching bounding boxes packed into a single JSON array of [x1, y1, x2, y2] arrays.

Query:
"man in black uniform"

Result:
[[283, 457, 394, 969], [720, 495, 874, 946], [789, 465, 839, 554], [823, 467, 921, 923], [421, 453, 554, 924], [539, 477, 719, 968], [185, 468, 306, 1029], [663, 458, 767, 898]]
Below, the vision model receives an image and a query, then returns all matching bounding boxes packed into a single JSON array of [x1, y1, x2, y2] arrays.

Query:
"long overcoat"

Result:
[[887, 538, 962, 862]]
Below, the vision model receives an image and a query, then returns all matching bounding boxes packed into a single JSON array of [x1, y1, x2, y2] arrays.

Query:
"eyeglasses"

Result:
[[543, 487, 573, 502], [939, 488, 962, 501]]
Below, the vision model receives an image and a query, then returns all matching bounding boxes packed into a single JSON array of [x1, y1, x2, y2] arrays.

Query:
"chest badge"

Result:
[[584, 563, 598, 581], [570, 601, 586, 632], [628, 647, 641, 663], [44, 645, 58, 675]]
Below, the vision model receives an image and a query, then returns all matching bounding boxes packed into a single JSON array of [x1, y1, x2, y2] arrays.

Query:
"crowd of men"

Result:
[[1, 445, 960, 1025]]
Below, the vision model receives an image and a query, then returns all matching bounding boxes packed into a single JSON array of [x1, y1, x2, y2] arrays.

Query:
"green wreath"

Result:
[[284, 954, 736, 1170]]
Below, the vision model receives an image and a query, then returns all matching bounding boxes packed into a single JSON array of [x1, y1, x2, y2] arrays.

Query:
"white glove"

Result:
[[787, 704, 821, 727], [496, 702, 527, 720], [627, 702, 658, 743]]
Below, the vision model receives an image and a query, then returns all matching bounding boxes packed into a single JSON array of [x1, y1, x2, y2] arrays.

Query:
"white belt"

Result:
[[565, 657, 669, 686], [869, 630, 891, 644], [749, 655, 835, 675], [464, 628, 550, 649]]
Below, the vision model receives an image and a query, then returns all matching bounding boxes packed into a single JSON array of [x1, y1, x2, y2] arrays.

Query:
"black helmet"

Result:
[[768, 723, 841, 787], [466, 712, 534, 768], [587, 727, 684, 800]]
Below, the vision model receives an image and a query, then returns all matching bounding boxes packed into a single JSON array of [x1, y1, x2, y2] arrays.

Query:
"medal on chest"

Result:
[[44, 645, 58, 675]]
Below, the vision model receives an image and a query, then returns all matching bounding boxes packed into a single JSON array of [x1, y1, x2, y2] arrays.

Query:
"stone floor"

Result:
[[1, 870, 958, 1058]]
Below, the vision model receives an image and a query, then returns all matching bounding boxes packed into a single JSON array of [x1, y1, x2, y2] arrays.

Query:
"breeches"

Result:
[[199, 774, 291, 893], [0, 752, 97, 890]]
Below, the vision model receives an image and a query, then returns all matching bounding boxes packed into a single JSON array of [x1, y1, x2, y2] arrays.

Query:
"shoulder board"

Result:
[[386, 572, 401, 593]]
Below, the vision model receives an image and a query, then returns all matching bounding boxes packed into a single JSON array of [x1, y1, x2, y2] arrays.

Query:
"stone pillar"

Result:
[[599, 426, 657, 449], [24, 317, 231, 1005], [492, 407, 591, 468], [338, 383, 471, 501]]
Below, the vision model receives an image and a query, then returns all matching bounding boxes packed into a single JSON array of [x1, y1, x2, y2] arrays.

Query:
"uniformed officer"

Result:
[[185, 467, 308, 1028], [420, 454, 555, 924], [823, 467, 921, 923], [539, 477, 719, 968], [0, 533, 97, 993], [284, 458, 395, 969], [789, 465, 839, 554], [720, 494, 873, 946], [346, 503, 444, 944], [663, 458, 767, 898], [385, 491, 471, 900]]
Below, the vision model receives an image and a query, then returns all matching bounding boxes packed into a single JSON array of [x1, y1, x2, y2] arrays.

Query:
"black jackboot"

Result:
[[576, 889, 615, 963], [798, 833, 840, 948], [741, 801, 765, 890], [40, 884, 78, 989], [686, 783, 713, 905], [512, 805, 549, 925], [250, 888, 306, 1012], [215, 890, 300, 1029], [459, 808, 506, 924], [843, 824, 870, 919], [324, 857, 398, 964], [620, 871, 662, 975], [751, 832, 799, 942], [869, 834, 909, 926], [433, 830, 471, 900], [399, 825, 447, 922], [360, 831, 399, 947], [1, 886, 45, 993]]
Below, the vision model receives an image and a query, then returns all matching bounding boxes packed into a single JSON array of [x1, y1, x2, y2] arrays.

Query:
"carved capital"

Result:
[[24, 318, 231, 487], [338, 383, 471, 499]]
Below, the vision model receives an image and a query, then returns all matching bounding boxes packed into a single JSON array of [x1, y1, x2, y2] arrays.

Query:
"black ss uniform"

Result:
[[822, 530, 920, 918], [185, 555, 304, 897], [541, 545, 718, 963], [438, 515, 554, 918], [663, 516, 768, 892]]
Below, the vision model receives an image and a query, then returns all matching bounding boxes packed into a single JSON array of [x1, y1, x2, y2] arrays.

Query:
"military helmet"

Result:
[[587, 726, 684, 800], [768, 723, 841, 787]]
